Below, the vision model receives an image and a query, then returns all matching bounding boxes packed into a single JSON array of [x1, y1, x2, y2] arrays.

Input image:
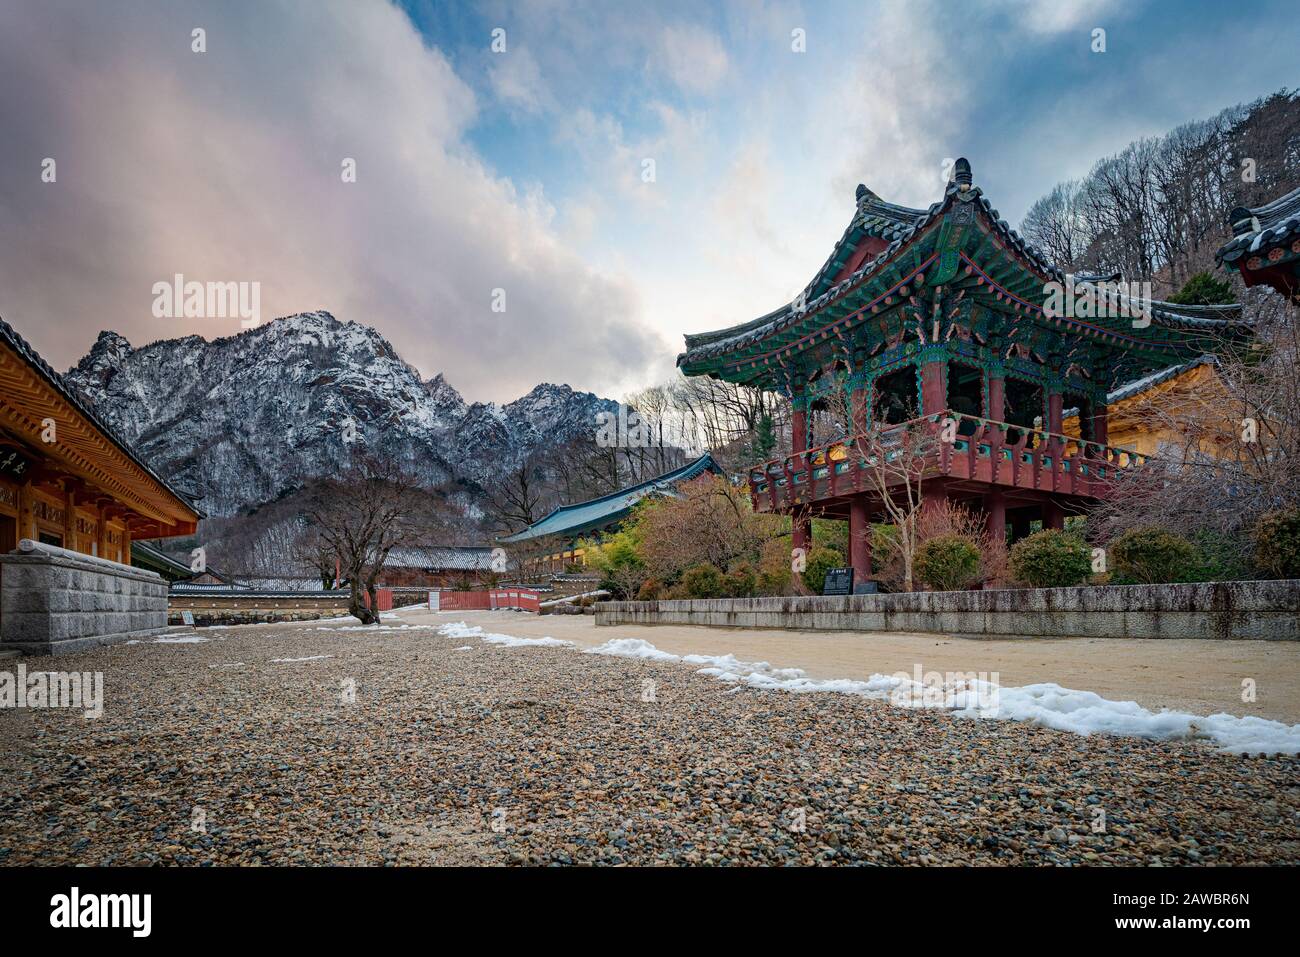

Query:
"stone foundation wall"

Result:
[[0, 539, 170, 655], [167, 595, 351, 627], [595, 580, 1300, 640]]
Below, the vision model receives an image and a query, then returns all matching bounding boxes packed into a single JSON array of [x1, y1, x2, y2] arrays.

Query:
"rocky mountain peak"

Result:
[[62, 312, 616, 517]]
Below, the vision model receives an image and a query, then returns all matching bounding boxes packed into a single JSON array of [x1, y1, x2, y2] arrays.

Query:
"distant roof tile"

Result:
[[498, 454, 723, 543]]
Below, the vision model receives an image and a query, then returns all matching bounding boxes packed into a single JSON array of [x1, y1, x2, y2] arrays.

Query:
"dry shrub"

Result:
[[877, 500, 1008, 590]]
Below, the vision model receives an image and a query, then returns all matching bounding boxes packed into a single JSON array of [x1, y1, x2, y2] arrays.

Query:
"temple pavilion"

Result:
[[677, 158, 1252, 585]]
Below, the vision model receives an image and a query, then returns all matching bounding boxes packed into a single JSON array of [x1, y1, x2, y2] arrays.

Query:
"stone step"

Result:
[[0, 649, 22, 661]]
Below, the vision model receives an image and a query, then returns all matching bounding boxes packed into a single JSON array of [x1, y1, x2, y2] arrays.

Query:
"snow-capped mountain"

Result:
[[63, 311, 617, 516]]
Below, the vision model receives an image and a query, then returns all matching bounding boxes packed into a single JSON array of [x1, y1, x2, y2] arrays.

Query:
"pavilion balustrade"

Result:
[[747, 410, 1146, 514]]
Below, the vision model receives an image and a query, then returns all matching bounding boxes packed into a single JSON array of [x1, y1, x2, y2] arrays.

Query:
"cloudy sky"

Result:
[[0, 0, 1295, 403]]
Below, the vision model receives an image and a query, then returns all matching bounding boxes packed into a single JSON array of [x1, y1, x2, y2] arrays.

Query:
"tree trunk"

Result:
[[348, 579, 377, 624]]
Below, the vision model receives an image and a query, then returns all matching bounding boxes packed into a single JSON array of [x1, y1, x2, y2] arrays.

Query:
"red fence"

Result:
[[432, 589, 540, 613], [360, 588, 394, 612]]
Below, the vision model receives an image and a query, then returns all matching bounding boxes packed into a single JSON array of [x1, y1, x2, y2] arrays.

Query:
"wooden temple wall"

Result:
[[0, 476, 130, 562]]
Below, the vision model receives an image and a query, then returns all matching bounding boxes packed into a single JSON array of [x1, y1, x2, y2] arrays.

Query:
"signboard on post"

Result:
[[181, 610, 195, 626], [428, 591, 440, 612], [822, 567, 854, 596]]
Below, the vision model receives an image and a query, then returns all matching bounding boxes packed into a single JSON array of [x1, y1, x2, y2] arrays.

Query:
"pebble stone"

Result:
[[0, 621, 1296, 866]]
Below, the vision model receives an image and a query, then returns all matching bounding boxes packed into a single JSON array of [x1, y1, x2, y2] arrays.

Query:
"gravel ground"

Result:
[[1, 616, 1297, 866]]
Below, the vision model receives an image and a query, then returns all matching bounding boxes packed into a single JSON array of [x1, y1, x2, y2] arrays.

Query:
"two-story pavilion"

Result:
[[677, 159, 1252, 584]]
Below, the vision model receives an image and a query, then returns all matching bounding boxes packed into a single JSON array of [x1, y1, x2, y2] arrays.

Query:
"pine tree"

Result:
[[1168, 271, 1235, 306]]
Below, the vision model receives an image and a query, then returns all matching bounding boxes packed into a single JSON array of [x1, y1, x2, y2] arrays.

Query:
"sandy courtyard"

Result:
[[409, 608, 1300, 724]]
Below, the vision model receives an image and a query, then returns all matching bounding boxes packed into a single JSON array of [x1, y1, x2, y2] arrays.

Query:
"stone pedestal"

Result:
[[0, 539, 169, 656]]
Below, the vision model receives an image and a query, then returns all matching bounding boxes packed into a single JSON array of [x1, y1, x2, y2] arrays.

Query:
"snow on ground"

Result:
[[320, 624, 440, 632], [544, 635, 1298, 756], [270, 655, 334, 663], [152, 635, 209, 644], [437, 622, 574, 648]]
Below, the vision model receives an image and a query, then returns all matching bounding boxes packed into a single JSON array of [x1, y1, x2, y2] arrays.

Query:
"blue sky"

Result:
[[1, 0, 1296, 402]]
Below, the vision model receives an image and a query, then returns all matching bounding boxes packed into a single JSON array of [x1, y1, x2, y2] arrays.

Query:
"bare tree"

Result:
[[1022, 179, 1088, 272], [634, 475, 781, 582], [303, 455, 433, 623], [1023, 90, 1299, 297], [855, 420, 946, 593], [1090, 293, 1300, 558], [487, 452, 549, 534]]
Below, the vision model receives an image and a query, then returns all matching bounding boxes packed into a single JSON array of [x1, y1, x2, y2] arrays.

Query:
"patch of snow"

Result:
[[585, 638, 1300, 755], [152, 635, 209, 644], [539, 589, 609, 607], [453, 645, 474, 651], [585, 638, 804, 680], [581, 637, 678, 661], [319, 624, 440, 632], [983, 684, 1300, 756], [270, 655, 334, 663], [437, 621, 573, 648]]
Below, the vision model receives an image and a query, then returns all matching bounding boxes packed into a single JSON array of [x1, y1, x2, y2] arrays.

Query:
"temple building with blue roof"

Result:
[[498, 454, 723, 562]]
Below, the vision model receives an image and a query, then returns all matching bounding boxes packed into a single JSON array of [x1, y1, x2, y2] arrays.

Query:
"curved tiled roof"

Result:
[[0, 314, 204, 518], [1061, 355, 1218, 421], [679, 158, 1249, 372], [1217, 185, 1300, 264], [497, 453, 722, 544], [387, 545, 505, 571], [1106, 355, 1218, 405]]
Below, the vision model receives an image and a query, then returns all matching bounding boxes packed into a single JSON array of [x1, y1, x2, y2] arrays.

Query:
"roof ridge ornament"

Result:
[[953, 157, 973, 192]]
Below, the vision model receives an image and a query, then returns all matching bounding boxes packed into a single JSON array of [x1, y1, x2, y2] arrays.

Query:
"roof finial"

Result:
[[954, 157, 972, 192], [1228, 205, 1258, 236]]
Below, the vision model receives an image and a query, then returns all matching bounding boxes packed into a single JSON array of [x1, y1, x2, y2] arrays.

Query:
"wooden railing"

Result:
[[746, 412, 1146, 511]]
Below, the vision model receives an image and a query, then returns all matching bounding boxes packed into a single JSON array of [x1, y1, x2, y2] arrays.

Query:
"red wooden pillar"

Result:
[[1042, 500, 1065, 530], [849, 496, 872, 583], [792, 508, 812, 554], [921, 481, 947, 517], [1089, 403, 1109, 446], [920, 358, 947, 416], [1047, 391, 1063, 435], [985, 490, 1007, 545], [987, 372, 1005, 422], [791, 403, 808, 454], [791, 383, 812, 554], [849, 382, 869, 436]]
